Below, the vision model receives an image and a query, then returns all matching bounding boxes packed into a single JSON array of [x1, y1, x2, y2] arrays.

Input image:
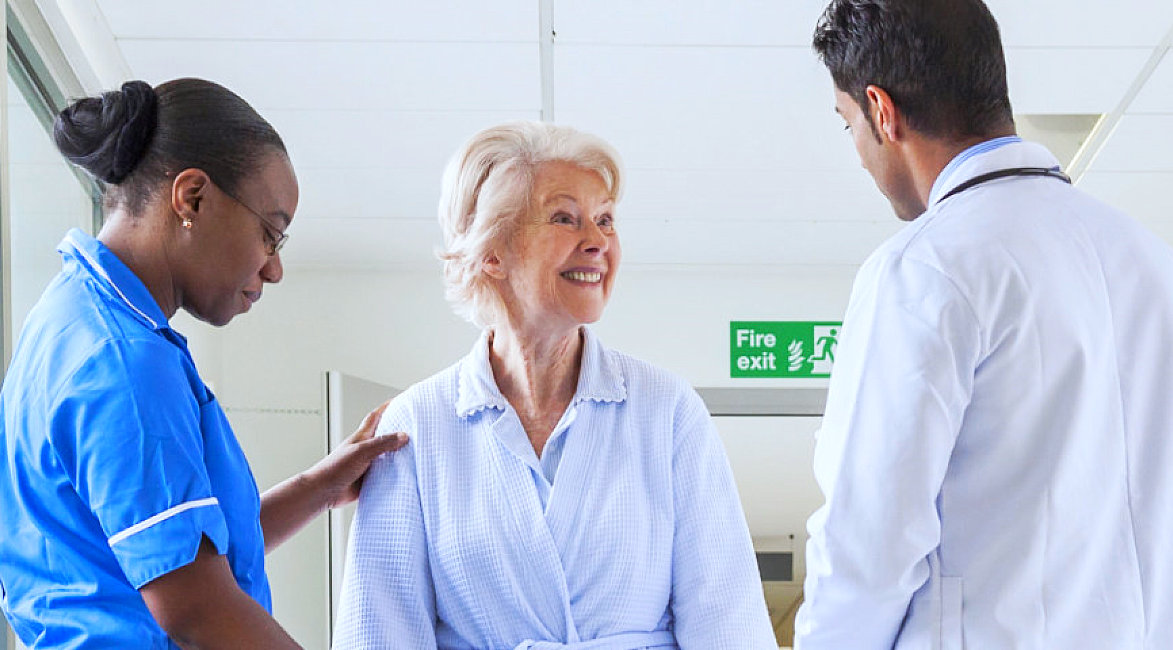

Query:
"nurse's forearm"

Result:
[[142, 537, 302, 649], [260, 472, 330, 554]]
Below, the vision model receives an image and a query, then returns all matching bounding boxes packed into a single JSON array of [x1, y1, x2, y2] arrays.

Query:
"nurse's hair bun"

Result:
[[53, 80, 158, 185]]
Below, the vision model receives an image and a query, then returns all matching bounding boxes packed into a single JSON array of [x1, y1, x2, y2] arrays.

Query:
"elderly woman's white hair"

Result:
[[437, 121, 624, 328]]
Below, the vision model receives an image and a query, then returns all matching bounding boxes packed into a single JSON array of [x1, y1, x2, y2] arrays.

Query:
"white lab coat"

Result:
[[795, 140, 1173, 649]]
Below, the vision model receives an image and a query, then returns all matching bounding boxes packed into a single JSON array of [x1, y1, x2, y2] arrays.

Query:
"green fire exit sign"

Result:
[[730, 321, 842, 378]]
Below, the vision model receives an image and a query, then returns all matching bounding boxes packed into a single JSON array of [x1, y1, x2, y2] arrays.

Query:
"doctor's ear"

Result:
[[171, 168, 212, 226], [865, 85, 902, 143]]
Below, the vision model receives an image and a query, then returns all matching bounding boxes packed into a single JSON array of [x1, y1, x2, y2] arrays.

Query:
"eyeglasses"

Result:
[[219, 185, 289, 256]]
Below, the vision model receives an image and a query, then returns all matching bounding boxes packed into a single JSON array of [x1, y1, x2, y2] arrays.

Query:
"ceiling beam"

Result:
[[538, 0, 554, 122], [1068, 21, 1173, 182]]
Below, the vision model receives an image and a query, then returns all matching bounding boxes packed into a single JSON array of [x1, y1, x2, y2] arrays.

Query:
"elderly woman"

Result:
[[334, 122, 774, 649]]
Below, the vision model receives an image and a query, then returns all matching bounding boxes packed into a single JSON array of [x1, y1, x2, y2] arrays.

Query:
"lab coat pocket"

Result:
[[940, 576, 964, 650]]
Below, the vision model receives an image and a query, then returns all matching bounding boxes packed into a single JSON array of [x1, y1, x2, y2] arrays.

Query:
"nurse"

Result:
[[796, 0, 1173, 648], [0, 79, 406, 648]]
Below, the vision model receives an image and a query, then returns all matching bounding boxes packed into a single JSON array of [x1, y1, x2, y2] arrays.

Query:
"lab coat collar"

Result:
[[928, 139, 1062, 207], [58, 228, 170, 332], [455, 326, 627, 418]]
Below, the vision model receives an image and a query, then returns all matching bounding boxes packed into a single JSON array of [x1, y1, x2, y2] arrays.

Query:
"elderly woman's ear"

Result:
[[482, 253, 507, 280]]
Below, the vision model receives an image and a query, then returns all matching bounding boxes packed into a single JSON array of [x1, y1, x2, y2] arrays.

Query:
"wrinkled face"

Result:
[[494, 161, 620, 333], [834, 88, 922, 221], [184, 151, 298, 326]]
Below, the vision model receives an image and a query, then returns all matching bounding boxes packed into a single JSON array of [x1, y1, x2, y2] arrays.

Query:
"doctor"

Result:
[[0, 79, 405, 648], [796, 0, 1173, 648]]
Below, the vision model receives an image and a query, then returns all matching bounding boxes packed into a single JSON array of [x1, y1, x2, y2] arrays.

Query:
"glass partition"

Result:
[[5, 72, 95, 338], [4, 5, 99, 647], [4, 1, 99, 362]]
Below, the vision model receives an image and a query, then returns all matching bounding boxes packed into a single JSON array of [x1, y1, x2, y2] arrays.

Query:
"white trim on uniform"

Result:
[[71, 238, 159, 330], [107, 497, 219, 547]]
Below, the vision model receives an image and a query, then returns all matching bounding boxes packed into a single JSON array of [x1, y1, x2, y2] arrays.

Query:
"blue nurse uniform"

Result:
[[0, 229, 269, 649]]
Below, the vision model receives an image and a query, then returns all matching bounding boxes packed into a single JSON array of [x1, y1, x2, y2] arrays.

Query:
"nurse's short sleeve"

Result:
[[49, 337, 229, 589]]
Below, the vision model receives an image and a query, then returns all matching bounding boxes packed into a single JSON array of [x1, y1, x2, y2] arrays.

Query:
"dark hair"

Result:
[[812, 0, 1014, 140], [53, 78, 287, 215]]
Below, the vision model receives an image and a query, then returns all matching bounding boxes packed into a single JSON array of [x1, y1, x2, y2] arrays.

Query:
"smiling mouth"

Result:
[[561, 271, 602, 283]]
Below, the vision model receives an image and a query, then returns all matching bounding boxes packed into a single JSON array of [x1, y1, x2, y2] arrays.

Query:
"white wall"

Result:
[[196, 262, 858, 410], [196, 262, 860, 405], [715, 415, 823, 576], [597, 265, 857, 387]]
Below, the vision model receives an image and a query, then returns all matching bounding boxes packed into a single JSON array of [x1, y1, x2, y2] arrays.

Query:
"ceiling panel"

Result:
[[1085, 115, 1173, 172], [1005, 47, 1151, 115], [554, 1, 1173, 49], [554, 45, 850, 172], [558, 107, 856, 173], [555, 45, 833, 119], [620, 169, 890, 223], [99, 0, 536, 42], [553, 0, 827, 47], [267, 109, 541, 171], [1129, 50, 1173, 114], [988, 1, 1173, 47], [83, 0, 1173, 272], [119, 40, 539, 111]]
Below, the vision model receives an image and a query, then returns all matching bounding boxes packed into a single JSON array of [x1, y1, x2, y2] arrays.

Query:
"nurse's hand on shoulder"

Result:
[[259, 402, 408, 553], [306, 401, 409, 509]]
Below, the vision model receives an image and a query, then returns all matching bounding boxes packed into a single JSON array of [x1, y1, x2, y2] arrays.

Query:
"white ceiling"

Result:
[[45, 1, 1173, 270]]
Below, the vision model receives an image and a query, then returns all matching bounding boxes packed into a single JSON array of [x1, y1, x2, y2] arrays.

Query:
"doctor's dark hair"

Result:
[[53, 78, 286, 215], [812, 0, 1014, 140]]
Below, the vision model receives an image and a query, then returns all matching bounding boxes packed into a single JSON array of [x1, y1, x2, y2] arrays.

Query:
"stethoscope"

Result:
[[936, 167, 1071, 205]]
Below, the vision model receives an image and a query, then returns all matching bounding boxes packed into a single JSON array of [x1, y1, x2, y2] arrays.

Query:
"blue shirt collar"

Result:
[[58, 228, 170, 332], [455, 326, 627, 418], [927, 138, 1063, 208], [929, 135, 1022, 203]]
